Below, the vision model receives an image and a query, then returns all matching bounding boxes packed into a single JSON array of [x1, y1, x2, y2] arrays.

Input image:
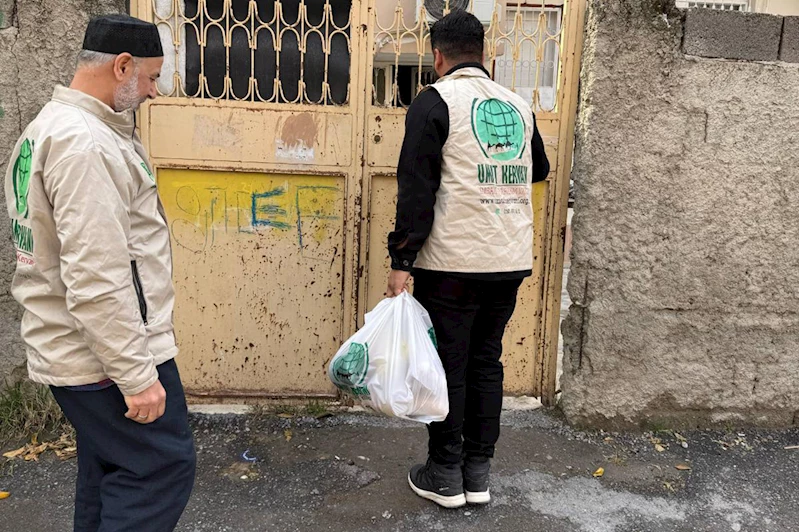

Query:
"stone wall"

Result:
[[562, 1, 799, 429], [0, 0, 126, 384]]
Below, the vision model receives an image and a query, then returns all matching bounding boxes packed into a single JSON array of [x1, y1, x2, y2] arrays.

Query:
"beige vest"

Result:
[[414, 68, 535, 273]]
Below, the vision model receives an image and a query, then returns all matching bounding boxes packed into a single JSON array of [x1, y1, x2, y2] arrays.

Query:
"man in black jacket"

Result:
[[386, 10, 550, 508]]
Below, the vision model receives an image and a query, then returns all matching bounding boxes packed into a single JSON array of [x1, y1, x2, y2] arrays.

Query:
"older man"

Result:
[[5, 14, 195, 531]]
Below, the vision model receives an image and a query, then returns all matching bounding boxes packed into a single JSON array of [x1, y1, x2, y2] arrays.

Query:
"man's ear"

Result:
[[433, 49, 444, 74], [113, 53, 135, 81]]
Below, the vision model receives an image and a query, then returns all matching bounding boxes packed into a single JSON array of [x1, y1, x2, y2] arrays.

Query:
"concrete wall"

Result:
[[562, 1, 799, 429], [0, 0, 125, 384]]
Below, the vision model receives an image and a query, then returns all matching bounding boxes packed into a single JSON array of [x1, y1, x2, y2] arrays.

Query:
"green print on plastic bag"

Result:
[[331, 342, 369, 396], [427, 327, 438, 350]]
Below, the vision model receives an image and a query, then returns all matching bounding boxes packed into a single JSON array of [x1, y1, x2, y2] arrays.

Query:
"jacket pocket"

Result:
[[131, 260, 148, 325]]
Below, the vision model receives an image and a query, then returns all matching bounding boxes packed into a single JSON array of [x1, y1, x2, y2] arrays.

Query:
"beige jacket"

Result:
[[414, 68, 536, 273], [5, 86, 177, 395]]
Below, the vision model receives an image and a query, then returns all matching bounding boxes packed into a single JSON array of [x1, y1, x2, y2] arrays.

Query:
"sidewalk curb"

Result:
[[188, 396, 544, 416]]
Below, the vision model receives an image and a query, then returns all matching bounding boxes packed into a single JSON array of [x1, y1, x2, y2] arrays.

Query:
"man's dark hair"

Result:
[[429, 9, 485, 62]]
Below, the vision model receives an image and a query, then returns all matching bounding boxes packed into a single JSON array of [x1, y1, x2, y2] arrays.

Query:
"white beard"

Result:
[[113, 67, 144, 112]]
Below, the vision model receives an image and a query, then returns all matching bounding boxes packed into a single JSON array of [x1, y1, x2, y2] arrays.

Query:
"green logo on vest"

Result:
[[13, 219, 33, 255], [330, 342, 370, 397], [13, 139, 33, 218], [471, 98, 525, 161], [140, 162, 154, 182]]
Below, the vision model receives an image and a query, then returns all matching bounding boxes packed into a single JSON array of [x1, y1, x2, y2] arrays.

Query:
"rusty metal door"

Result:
[[133, 0, 584, 404], [134, 0, 366, 398]]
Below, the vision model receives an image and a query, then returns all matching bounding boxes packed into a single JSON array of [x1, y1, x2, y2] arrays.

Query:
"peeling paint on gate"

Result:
[[276, 113, 318, 161]]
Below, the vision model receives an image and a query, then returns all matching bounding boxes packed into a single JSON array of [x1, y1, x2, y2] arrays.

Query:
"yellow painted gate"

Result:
[[133, 0, 585, 405]]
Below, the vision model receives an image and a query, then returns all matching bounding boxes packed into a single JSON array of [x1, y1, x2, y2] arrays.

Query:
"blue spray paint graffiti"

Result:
[[168, 181, 341, 255]]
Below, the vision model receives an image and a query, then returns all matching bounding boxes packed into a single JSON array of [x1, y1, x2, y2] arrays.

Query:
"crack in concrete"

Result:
[[577, 275, 590, 372], [8, 5, 23, 137], [778, 16, 786, 60]]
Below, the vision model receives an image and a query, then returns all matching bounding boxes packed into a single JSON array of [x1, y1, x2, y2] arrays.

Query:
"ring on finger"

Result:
[[137, 414, 148, 420]]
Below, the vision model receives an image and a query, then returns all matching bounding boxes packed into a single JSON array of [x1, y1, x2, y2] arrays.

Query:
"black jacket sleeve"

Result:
[[531, 114, 550, 183], [388, 88, 449, 272]]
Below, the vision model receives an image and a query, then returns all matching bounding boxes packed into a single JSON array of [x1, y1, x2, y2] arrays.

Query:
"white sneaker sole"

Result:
[[407, 474, 467, 508], [465, 489, 491, 505]]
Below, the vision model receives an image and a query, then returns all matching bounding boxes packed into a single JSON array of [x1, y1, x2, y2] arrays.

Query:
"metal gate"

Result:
[[132, 0, 585, 405]]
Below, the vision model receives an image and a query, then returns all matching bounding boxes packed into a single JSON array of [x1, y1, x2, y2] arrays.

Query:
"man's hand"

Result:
[[124, 380, 166, 424], [386, 270, 411, 298]]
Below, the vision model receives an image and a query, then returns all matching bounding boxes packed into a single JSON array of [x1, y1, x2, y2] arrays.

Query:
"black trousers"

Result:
[[413, 271, 523, 465], [51, 359, 196, 532]]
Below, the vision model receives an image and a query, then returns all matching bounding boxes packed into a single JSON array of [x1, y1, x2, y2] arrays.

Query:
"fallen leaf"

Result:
[[284, 429, 293, 442], [22, 443, 49, 462], [3, 447, 26, 460], [277, 413, 294, 419], [0, 492, 9, 500], [54, 447, 78, 461], [30, 434, 38, 445], [592, 467, 605, 478], [675, 464, 692, 471], [654, 444, 666, 453], [603, 437, 615, 443], [663, 481, 676, 493]]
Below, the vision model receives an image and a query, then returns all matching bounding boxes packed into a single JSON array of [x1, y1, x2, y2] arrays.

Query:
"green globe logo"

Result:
[[330, 342, 369, 396], [13, 139, 33, 218], [471, 99, 525, 161]]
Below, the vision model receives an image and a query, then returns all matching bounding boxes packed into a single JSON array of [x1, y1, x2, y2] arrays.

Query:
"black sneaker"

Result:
[[463, 457, 491, 504], [408, 460, 467, 508]]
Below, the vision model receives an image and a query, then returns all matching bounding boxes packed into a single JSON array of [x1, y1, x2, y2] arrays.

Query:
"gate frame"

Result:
[[131, 0, 587, 405]]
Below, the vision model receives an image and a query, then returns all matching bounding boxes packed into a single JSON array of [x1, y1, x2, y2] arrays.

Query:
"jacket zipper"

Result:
[[130, 260, 148, 325]]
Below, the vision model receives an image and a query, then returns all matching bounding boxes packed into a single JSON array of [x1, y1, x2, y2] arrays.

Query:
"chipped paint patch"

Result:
[[276, 140, 315, 162], [276, 113, 318, 161]]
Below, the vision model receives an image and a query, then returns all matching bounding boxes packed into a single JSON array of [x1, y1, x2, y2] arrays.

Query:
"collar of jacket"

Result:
[[442, 62, 491, 79], [51, 86, 136, 138]]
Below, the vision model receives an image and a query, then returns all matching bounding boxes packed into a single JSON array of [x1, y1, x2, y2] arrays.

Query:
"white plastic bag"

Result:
[[328, 292, 449, 423]]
